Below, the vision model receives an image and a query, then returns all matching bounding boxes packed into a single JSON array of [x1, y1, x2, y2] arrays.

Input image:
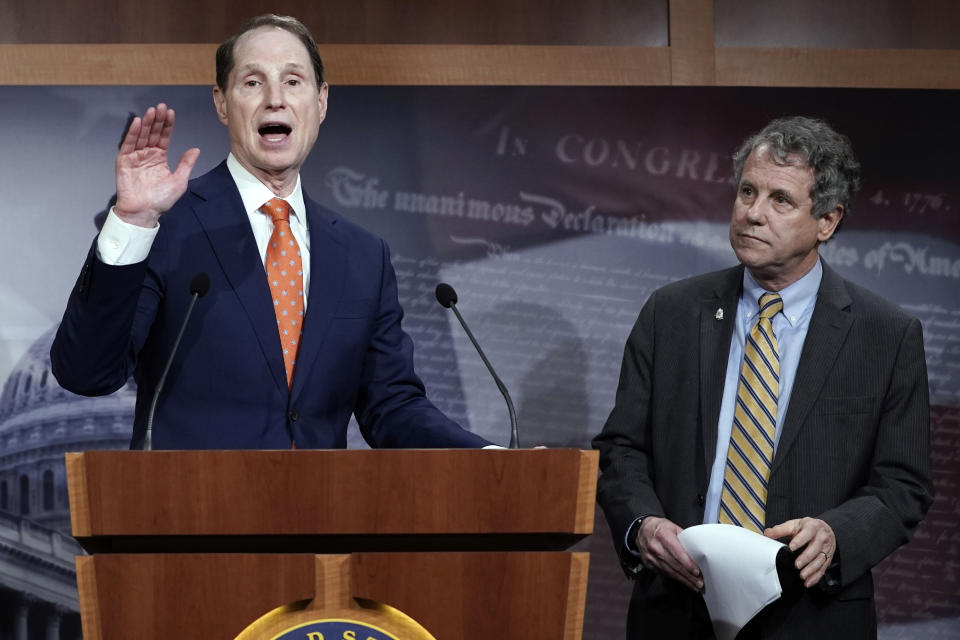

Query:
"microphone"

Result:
[[143, 273, 211, 451], [435, 282, 520, 448]]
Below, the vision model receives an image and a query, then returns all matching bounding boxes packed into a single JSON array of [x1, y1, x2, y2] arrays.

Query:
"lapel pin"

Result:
[[714, 308, 724, 321]]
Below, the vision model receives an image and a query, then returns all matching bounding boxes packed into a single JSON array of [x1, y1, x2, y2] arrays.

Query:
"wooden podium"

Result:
[[66, 449, 598, 639]]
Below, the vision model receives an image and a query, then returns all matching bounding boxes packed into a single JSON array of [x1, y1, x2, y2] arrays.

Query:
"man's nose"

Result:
[[745, 198, 767, 223], [265, 81, 285, 107]]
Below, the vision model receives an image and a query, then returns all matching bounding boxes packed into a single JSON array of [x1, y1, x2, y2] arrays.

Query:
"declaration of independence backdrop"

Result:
[[0, 85, 957, 638]]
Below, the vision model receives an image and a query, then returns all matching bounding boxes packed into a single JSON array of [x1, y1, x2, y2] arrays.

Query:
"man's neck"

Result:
[[747, 252, 820, 292], [231, 155, 300, 198], [226, 154, 305, 219], [253, 170, 298, 198]]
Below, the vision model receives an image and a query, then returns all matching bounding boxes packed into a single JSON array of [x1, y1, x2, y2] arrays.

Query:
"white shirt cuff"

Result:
[[96, 208, 160, 265]]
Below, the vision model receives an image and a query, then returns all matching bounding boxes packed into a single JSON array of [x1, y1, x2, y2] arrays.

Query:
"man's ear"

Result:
[[317, 82, 329, 124], [212, 86, 229, 126], [817, 205, 843, 242]]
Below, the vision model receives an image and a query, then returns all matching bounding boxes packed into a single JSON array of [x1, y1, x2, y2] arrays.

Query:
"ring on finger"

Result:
[[819, 551, 828, 563]]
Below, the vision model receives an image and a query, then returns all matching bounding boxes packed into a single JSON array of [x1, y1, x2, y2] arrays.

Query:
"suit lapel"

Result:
[[190, 163, 288, 395], [699, 266, 743, 481], [772, 263, 853, 471], [290, 197, 347, 402]]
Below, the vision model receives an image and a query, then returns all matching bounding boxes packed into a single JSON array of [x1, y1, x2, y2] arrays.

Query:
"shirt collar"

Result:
[[742, 257, 822, 327], [226, 153, 307, 226]]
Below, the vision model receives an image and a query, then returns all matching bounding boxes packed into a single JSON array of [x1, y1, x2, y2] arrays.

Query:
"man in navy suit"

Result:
[[51, 15, 491, 450]]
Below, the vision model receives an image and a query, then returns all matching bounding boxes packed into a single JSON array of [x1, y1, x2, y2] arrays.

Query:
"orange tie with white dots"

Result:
[[263, 197, 304, 387]]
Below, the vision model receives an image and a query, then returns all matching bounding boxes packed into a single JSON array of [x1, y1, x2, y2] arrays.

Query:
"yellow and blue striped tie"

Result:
[[718, 293, 783, 532]]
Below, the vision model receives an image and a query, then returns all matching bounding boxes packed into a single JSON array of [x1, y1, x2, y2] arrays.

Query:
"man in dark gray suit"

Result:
[[593, 116, 933, 639]]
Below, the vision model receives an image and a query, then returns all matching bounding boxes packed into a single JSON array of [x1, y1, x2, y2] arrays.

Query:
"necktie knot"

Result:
[[264, 197, 291, 224], [758, 293, 783, 320]]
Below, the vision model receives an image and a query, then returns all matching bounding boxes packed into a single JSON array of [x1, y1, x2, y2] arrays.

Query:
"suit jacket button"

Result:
[[696, 494, 706, 506], [288, 409, 299, 422]]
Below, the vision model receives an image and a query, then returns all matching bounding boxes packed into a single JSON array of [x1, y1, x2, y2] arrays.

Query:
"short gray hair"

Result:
[[732, 116, 861, 232], [216, 15, 324, 93]]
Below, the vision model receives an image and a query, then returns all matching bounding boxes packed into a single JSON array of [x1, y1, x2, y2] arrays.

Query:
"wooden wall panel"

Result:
[[0, 0, 669, 46], [0, 44, 217, 85], [715, 0, 960, 50], [668, 0, 715, 85], [0, 44, 672, 86], [716, 48, 960, 89], [0, 0, 957, 88], [2, 42, 956, 88]]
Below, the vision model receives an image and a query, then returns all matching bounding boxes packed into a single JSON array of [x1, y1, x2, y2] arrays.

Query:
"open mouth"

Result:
[[258, 123, 292, 140]]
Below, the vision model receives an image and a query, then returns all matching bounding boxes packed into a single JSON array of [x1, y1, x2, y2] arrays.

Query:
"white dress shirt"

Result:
[[96, 153, 312, 307]]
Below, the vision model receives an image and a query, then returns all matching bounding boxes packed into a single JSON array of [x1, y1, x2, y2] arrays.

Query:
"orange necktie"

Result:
[[263, 197, 304, 387]]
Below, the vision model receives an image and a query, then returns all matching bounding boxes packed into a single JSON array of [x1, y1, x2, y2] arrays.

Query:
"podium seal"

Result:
[[273, 619, 399, 640]]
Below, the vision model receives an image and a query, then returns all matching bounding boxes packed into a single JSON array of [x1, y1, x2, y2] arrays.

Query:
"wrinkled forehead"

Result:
[[229, 26, 313, 80]]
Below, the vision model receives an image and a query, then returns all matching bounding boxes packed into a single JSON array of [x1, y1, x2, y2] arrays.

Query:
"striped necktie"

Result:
[[262, 197, 304, 388], [718, 293, 783, 532]]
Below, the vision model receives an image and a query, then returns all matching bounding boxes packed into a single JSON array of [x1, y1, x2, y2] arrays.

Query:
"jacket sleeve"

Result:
[[593, 291, 666, 576], [819, 316, 934, 588], [354, 239, 491, 449], [50, 241, 160, 396]]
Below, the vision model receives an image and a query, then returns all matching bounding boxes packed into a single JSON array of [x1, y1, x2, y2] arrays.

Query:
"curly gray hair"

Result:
[[732, 116, 861, 232]]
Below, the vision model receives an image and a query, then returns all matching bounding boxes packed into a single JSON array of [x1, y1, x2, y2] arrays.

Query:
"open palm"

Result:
[[114, 103, 200, 227]]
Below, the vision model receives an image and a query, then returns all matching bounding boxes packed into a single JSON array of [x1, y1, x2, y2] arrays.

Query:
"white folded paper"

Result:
[[678, 523, 786, 640]]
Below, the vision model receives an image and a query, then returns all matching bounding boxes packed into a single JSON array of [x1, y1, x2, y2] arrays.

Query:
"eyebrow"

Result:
[[770, 188, 797, 203], [236, 62, 308, 75]]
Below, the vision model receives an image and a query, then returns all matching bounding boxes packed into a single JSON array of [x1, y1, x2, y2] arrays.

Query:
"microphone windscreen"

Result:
[[190, 273, 211, 298], [435, 282, 458, 308]]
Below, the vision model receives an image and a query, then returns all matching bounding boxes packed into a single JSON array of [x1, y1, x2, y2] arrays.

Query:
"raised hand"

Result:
[[113, 103, 200, 228]]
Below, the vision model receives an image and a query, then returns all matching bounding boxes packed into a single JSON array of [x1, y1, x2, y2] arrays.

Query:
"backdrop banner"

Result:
[[0, 85, 957, 639]]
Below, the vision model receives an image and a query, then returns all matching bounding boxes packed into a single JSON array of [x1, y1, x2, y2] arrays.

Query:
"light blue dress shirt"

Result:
[[624, 259, 824, 555], [702, 259, 823, 524]]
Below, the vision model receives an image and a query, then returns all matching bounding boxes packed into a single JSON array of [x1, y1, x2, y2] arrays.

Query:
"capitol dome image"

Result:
[[0, 325, 134, 639]]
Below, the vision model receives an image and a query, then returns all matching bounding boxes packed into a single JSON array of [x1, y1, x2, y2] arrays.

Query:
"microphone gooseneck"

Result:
[[143, 273, 210, 451], [435, 282, 520, 448]]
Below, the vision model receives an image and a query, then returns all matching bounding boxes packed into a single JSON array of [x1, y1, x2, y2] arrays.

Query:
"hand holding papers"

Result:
[[678, 524, 786, 640]]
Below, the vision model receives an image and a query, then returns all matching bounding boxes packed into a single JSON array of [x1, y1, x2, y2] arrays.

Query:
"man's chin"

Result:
[[732, 246, 759, 265], [250, 155, 303, 176]]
